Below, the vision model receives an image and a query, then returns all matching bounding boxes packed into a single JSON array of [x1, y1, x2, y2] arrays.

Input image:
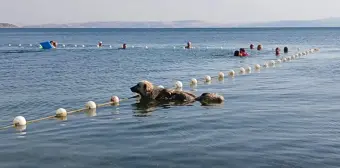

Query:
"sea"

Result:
[[0, 28, 339, 168]]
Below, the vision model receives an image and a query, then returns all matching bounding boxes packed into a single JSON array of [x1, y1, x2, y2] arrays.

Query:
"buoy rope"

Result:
[[0, 49, 319, 131], [0, 95, 138, 130]]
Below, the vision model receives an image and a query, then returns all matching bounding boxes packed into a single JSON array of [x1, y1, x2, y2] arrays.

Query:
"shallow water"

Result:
[[0, 28, 339, 168]]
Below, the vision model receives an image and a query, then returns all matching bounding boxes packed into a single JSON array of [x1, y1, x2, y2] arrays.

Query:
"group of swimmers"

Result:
[[47, 41, 127, 49], [234, 44, 262, 56], [47, 40, 288, 55], [275, 46, 289, 55], [233, 44, 289, 57]]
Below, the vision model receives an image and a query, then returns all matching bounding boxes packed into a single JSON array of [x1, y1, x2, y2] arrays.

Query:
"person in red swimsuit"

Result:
[[275, 47, 280, 56], [240, 48, 249, 56]]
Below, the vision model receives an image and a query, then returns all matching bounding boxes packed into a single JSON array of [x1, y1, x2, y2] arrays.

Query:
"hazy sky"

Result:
[[1, 0, 340, 25]]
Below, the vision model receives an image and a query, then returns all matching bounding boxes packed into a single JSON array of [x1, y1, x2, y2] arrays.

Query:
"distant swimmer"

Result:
[[240, 48, 249, 56], [119, 43, 127, 49], [250, 44, 254, 49], [284, 46, 288, 53], [185, 41, 192, 49], [50, 41, 57, 48], [234, 50, 240, 56], [275, 47, 280, 56], [257, 44, 262, 51], [98, 41, 103, 47]]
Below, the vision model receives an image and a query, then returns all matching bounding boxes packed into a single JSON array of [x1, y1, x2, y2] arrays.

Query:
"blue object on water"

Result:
[[39, 41, 53, 49]]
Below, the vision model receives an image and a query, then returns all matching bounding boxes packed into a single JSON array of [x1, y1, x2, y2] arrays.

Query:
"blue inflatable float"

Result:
[[39, 41, 53, 49]]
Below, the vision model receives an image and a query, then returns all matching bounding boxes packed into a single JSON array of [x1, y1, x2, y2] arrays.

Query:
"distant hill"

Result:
[[23, 20, 233, 28], [21, 18, 340, 28], [0, 23, 18, 28], [236, 18, 340, 28]]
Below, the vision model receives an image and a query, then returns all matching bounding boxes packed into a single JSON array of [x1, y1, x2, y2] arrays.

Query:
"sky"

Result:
[[1, 0, 340, 26]]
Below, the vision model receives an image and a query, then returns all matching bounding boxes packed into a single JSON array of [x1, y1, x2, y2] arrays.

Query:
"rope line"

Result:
[[0, 49, 319, 131], [0, 95, 138, 131]]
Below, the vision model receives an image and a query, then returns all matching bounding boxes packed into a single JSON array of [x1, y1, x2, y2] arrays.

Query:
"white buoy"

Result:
[[218, 72, 225, 79], [15, 125, 26, 132], [8, 44, 11, 47], [158, 85, 164, 89], [175, 81, 183, 89], [132, 46, 135, 48], [276, 59, 282, 63], [173, 46, 176, 49], [85, 101, 96, 109], [220, 47, 223, 49], [75, 45, 77, 47], [205, 75, 212, 82], [13, 116, 26, 126], [56, 108, 67, 117], [269, 60, 275, 66], [19, 44, 21, 47], [110, 96, 120, 104], [109, 45, 112, 48], [291, 55, 295, 60], [282, 58, 287, 62], [30, 44, 32, 47], [82, 45, 85, 47], [263, 62, 269, 68], [286, 57, 291, 61], [245, 66, 251, 73], [63, 44, 66, 47], [228, 70, 235, 77], [240, 67, 246, 73], [191, 78, 198, 85], [145, 46, 148, 49], [255, 64, 261, 70]]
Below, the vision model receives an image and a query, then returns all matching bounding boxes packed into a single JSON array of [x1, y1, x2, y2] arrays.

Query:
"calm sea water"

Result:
[[0, 28, 340, 168]]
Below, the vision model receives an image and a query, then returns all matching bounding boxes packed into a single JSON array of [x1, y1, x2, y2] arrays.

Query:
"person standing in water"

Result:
[[98, 41, 103, 47], [119, 43, 127, 49], [284, 47, 288, 53], [185, 41, 192, 49], [275, 47, 280, 56]]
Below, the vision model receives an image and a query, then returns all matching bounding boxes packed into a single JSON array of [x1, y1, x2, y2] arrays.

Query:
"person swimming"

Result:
[[284, 46, 288, 53], [185, 41, 192, 49], [257, 44, 262, 51], [49, 41, 57, 48], [98, 41, 103, 47], [119, 43, 127, 49], [240, 48, 249, 56], [234, 50, 240, 56], [275, 47, 280, 56], [250, 44, 254, 49]]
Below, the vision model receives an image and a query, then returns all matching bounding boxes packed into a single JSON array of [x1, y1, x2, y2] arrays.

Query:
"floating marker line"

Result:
[[0, 95, 138, 131], [0, 48, 319, 131]]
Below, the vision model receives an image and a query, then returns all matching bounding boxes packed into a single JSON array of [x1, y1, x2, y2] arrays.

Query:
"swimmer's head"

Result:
[[250, 44, 254, 49], [234, 50, 240, 56], [257, 44, 262, 50], [284, 46, 288, 53]]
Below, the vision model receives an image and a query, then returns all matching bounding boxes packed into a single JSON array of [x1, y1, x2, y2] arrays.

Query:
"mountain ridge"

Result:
[[9, 17, 340, 28]]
